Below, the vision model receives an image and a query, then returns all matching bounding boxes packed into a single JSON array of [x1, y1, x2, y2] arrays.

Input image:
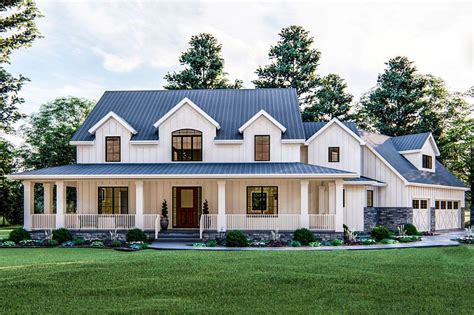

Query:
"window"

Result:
[[105, 136, 121, 162], [441, 201, 446, 209], [328, 147, 340, 162], [172, 129, 202, 161], [98, 187, 128, 214], [422, 154, 432, 169], [246, 186, 278, 214], [435, 201, 440, 209], [254, 135, 270, 161], [413, 199, 428, 209], [367, 190, 374, 207], [447, 201, 453, 209], [453, 201, 459, 209]]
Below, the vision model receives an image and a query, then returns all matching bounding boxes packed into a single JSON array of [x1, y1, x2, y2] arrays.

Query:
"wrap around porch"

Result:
[[23, 178, 346, 236]]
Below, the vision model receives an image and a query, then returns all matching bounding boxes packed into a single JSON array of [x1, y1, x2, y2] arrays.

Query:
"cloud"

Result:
[[92, 47, 143, 72]]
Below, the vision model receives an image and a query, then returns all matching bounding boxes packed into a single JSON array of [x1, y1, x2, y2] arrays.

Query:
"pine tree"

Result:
[[164, 33, 242, 89], [302, 73, 353, 122], [253, 25, 321, 102]]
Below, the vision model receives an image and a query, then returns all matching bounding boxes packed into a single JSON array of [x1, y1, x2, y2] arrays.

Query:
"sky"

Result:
[[5, 0, 473, 118]]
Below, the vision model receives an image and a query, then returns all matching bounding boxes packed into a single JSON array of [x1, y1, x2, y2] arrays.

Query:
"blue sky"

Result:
[[5, 0, 473, 117]]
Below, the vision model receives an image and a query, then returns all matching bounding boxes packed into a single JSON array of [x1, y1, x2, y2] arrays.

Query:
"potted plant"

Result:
[[160, 199, 169, 230], [202, 199, 210, 228]]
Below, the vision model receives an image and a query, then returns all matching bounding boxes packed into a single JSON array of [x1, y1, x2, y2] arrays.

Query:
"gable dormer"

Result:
[[392, 133, 440, 173]]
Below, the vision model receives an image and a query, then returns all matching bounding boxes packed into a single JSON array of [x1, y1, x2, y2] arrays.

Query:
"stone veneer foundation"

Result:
[[364, 207, 413, 232]]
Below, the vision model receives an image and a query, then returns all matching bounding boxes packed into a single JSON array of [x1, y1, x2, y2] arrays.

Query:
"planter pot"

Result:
[[160, 217, 169, 231]]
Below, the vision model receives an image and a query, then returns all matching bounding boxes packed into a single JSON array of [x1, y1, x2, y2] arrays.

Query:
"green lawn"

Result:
[[0, 247, 472, 314], [0, 225, 19, 240]]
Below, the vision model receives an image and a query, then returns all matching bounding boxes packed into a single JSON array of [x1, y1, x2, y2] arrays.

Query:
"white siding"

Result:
[[406, 185, 465, 208], [77, 180, 136, 214], [307, 123, 361, 174], [401, 139, 437, 173], [343, 186, 365, 231], [361, 146, 406, 207], [76, 104, 300, 163]]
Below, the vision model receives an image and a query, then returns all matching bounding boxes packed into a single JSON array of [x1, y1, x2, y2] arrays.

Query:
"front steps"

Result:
[[156, 229, 201, 243]]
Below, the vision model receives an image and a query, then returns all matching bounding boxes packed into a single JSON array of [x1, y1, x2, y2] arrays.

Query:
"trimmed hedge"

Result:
[[9, 228, 31, 243], [126, 228, 147, 242], [225, 230, 248, 247], [52, 228, 73, 244], [371, 226, 390, 241], [293, 228, 315, 245], [403, 223, 418, 236]]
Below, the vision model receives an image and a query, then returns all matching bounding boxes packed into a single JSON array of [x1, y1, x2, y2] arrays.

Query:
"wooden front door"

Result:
[[174, 187, 199, 228]]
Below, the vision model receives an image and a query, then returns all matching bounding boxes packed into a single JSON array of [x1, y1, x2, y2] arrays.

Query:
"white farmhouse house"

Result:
[[8, 88, 467, 239]]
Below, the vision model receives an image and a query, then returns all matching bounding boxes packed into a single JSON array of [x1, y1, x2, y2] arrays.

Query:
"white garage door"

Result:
[[412, 199, 430, 232]]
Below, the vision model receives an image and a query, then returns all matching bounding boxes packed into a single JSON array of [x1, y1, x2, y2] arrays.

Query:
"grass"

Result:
[[0, 225, 20, 240], [0, 247, 472, 314]]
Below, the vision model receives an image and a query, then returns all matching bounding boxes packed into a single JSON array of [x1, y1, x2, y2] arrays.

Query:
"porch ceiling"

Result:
[[7, 162, 357, 180]]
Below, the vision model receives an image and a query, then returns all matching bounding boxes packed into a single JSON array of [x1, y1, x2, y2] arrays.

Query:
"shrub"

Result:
[[225, 230, 248, 247], [249, 239, 268, 247], [52, 228, 73, 244], [402, 223, 418, 236], [91, 240, 104, 247], [192, 242, 206, 247], [74, 238, 85, 246], [309, 241, 321, 247], [46, 239, 59, 247], [330, 239, 344, 246], [9, 228, 31, 243], [267, 240, 286, 247], [293, 228, 315, 245], [126, 228, 147, 242], [1, 241, 16, 247], [111, 240, 122, 248], [206, 239, 218, 247], [61, 240, 75, 247], [19, 240, 36, 247], [361, 238, 376, 245], [381, 239, 398, 244], [371, 226, 390, 241], [464, 220, 472, 229], [397, 235, 420, 243], [290, 240, 301, 247]]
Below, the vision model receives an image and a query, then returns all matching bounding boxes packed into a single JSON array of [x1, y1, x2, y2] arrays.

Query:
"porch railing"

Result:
[[144, 214, 160, 230], [309, 214, 335, 230], [31, 214, 56, 230], [199, 214, 218, 239], [64, 214, 135, 230], [227, 214, 300, 231]]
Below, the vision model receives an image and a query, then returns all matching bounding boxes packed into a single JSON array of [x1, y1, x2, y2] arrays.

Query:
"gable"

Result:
[[238, 109, 286, 133], [304, 119, 363, 145], [71, 88, 305, 142], [87, 111, 137, 135]]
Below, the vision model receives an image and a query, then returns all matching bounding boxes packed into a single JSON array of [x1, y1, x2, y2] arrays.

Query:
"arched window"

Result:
[[172, 129, 202, 161]]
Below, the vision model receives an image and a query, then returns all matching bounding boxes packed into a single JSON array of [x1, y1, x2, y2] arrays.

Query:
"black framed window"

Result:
[[246, 186, 278, 214], [98, 187, 128, 214], [412, 199, 420, 209], [172, 129, 202, 161], [105, 136, 121, 162], [422, 154, 432, 169], [367, 190, 374, 207], [441, 201, 446, 209], [328, 147, 340, 162], [435, 201, 440, 209], [453, 201, 459, 209], [420, 200, 428, 209], [254, 135, 270, 161]]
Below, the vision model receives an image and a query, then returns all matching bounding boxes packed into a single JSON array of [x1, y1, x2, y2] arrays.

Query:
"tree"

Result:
[[20, 97, 95, 169], [0, 138, 23, 225], [355, 56, 426, 136], [164, 33, 242, 89], [0, 0, 42, 133], [253, 25, 321, 101], [302, 73, 353, 122]]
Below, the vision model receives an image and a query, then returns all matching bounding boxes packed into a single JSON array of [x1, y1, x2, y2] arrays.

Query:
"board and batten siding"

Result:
[[402, 139, 437, 173], [343, 186, 366, 231], [406, 185, 465, 208], [76, 104, 300, 163], [361, 146, 406, 207], [307, 123, 361, 174]]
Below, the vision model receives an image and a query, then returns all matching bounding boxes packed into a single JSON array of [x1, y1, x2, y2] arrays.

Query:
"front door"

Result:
[[174, 187, 199, 228]]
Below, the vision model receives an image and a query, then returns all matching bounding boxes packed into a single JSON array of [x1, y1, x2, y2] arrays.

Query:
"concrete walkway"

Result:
[[149, 231, 467, 251]]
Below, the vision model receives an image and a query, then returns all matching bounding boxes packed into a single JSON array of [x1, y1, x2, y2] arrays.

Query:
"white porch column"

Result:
[[300, 180, 309, 228], [23, 181, 33, 230], [334, 180, 344, 232], [318, 186, 325, 213], [56, 181, 66, 228], [135, 180, 144, 229], [217, 181, 226, 232], [43, 183, 52, 214]]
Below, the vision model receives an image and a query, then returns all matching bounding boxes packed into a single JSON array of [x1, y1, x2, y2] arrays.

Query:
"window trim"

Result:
[[246, 186, 278, 215], [422, 154, 432, 169], [367, 190, 374, 207], [105, 136, 121, 162], [328, 147, 340, 163], [254, 135, 270, 161], [97, 186, 129, 214], [171, 129, 203, 162]]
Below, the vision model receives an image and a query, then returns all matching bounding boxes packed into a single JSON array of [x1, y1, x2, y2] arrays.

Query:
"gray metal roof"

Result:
[[11, 162, 355, 178], [72, 88, 305, 141], [303, 121, 360, 140], [360, 131, 465, 188], [391, 133, 431, 151], [345, 176, 385, 184]]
